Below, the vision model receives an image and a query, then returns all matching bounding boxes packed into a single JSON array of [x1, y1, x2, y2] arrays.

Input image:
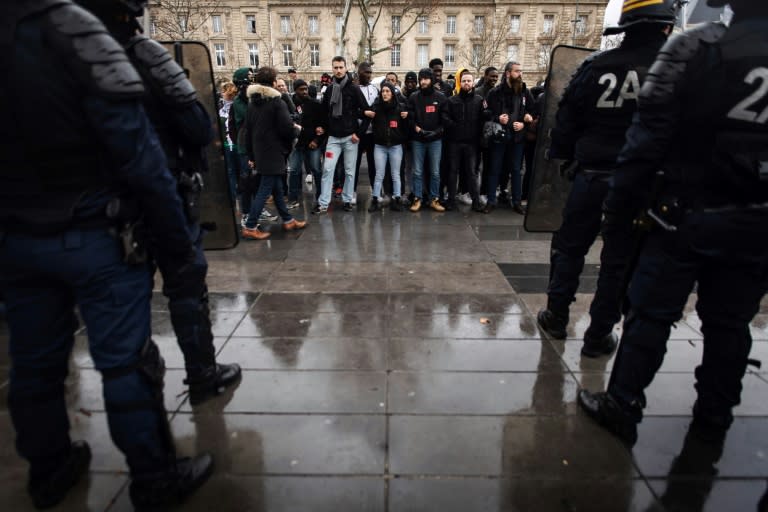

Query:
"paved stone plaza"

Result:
[[1, 187, 767, 511]]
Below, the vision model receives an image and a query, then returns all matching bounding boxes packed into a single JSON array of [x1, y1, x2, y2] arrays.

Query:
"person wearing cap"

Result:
[[290, 78, 325, 204], [578, 0, 768, 451], [407, 67, 447, 212], [403, 71, 418, 98], [537, 0, 677, 360]]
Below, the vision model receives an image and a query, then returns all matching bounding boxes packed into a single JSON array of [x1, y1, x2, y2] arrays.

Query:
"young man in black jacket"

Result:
[[442, 70, 485, 211], [315, 56, 369, 213], [289, 79, 325, 204], [407, 68, 447, 212]]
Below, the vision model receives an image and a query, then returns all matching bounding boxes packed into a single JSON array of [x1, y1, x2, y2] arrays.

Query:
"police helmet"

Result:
[[604, 0, 680, 35]]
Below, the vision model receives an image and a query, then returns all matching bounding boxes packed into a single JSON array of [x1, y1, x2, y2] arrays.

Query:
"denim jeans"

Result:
[[411, 139, 442, 200], [373, 144, 403, 198], [288, 146, 322, 201], [224, 147, 240, 203], [238, 153, 253, 214], [320, 135, 359, 207], [487, 140, 525, 205], [245, 174, 293, 228]]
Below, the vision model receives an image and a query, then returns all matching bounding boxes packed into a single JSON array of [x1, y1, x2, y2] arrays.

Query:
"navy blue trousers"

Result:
[[0, 228, 172, 479]]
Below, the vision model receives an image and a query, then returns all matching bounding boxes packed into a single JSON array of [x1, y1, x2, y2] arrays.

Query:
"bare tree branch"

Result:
[[150, 0, 223, 40], [458, 9, 512, 76]]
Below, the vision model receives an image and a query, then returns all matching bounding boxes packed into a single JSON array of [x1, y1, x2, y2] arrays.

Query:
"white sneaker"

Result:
[[351, 192, 357, 206], [240, 214, 249, 228], [457, 192, 473, 205], [259, 209, 278, 222], [305, 174, 313, 185], [479, 195, 488, 206]]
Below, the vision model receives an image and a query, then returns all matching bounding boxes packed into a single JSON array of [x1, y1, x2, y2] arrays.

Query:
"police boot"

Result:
[[28, 441, 91, 509], [690, 400, 733, 444], [537, 306, 568, 340], [185, 363, 242, 406], [130, 453, 214, 511], [577, 390, 640, 447], [581, 331, 619, 358]]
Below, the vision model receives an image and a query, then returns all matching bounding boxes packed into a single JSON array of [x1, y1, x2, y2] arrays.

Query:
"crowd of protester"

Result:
[[218, 57, 546, 238]]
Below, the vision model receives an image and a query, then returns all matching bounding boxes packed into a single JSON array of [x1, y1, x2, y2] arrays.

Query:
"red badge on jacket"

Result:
[[389, 120, 398, 128], [425, 105, 436, 113]]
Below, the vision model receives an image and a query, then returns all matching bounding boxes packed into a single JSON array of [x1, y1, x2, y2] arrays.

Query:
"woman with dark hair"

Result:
[[241, 67, 307, 239], [366, 82, 408, 212]]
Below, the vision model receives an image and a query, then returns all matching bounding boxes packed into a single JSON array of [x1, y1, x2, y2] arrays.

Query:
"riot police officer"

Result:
[[579, 0, 768, 452], [537, 0, 677, 357], [79, 0, 242, 406], [0, 1, 212, 508]]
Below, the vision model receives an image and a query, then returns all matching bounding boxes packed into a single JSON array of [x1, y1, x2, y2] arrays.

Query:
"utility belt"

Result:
[[644, 197, 768, 233]]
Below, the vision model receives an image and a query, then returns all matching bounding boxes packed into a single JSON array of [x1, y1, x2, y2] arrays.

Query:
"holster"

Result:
[[105, 197, 148, 265], [176, 170, 203, 224]]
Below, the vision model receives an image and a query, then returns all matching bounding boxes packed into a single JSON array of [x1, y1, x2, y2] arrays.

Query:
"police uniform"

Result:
[[0, 1, 212, 508], [538, 4, 674, 357], [579, 0, 768, 448]]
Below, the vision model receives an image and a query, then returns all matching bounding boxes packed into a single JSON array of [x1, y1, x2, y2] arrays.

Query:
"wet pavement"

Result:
[[1, 188, 767, 511]]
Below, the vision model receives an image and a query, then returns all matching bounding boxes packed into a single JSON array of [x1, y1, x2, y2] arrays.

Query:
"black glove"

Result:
[[419, 129, 435, 140]]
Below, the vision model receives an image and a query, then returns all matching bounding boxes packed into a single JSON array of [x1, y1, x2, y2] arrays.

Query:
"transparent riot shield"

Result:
[[524, 45, 595, 233], [160, 41, 239, 250]]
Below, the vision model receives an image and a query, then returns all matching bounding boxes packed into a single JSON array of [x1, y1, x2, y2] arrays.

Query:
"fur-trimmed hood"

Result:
[[246, 83, 281, 100]]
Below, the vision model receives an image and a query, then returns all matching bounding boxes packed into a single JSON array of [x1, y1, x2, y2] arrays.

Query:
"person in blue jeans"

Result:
[[289, 79, 325, 204], [366, 82, 408, 212], [407, 68, 447, 212], [0, 1, 213, 508], [242, 67, 307, 240], [483, 61, 533, 214]]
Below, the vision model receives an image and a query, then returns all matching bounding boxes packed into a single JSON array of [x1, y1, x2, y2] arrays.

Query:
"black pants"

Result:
[[448, 142, 480, 204]]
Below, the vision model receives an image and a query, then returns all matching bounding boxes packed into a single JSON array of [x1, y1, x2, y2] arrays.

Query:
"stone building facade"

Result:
[[147, 0, 608, 85]]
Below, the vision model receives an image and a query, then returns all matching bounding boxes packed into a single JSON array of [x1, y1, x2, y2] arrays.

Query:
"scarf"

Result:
[[329, 73, 349, 118]]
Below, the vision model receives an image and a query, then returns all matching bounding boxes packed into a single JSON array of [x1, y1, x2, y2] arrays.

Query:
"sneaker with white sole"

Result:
[[479, 195, 488, 206], [305, 174, 313, 185], [286, 200, 300, 210], [457, 192, 473, 205], [259, 210, 278, 222], [240, 214, 249, 228], [350, 192, 357, 206]]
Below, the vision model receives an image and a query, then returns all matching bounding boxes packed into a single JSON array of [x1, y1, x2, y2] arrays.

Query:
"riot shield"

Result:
[[160, 41, 239, 250], [524, 45, 595, 233]]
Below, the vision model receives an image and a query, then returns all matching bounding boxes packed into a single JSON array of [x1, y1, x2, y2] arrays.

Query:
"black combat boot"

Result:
[[690, 400, 732, 444], [130, 453, 214, 511], [28, 441, 92, 509], [367, 197, 380, 213], [537, 308, 568, 340], [581, 331, 619, 358], [185, 363, 242, 406], [390, 197, 403, 211], [577, 390, 640, 447]]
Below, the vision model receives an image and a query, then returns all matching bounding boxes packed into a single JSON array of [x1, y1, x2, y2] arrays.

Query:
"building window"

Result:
[[248, 43, 259, 67], [335, 16, 343, 35], [214, 43, 226, 66], [444, 44, 455, 67], [472, 44, 481, 67], [392, 15, 401, 34], [418, 15, 428, 34], [474, 15, 485, 34], [446, 15, 456, 34], [178, 15, 187, 33], [280, 15, 291, 34], [417, 44, 428, 67], [538, 44, 552, 69], [391, 44, 401, 67], [509, 14, 521, 34], [282, 44, 294, 67], [212, 15, 222, 33], [310, 43, 320, 67], [543, 14, 555, 35], [150, 17, 157, 37], [308, 15, 319, 34], [576, 15, 588, 35], [246, 15, 256, 34], [507, 44, 519, 62]]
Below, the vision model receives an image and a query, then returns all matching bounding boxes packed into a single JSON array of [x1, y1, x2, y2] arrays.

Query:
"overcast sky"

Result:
[[604, 0, 622, 26]]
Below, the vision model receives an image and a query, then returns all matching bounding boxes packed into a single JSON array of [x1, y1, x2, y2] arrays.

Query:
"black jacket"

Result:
[[484, 80, 534, 143], [407, 87, 447, 142], [320, 73, 369, 138], [244, 84, 296, 175], [371, 99, 408, 147], [293, 94, 325, 149], [550, 31, 668, 170], [442, 90, 485, 144]]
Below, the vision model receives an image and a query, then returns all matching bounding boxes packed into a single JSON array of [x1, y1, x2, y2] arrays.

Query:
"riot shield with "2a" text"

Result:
[[524, 45, 595, 233]]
